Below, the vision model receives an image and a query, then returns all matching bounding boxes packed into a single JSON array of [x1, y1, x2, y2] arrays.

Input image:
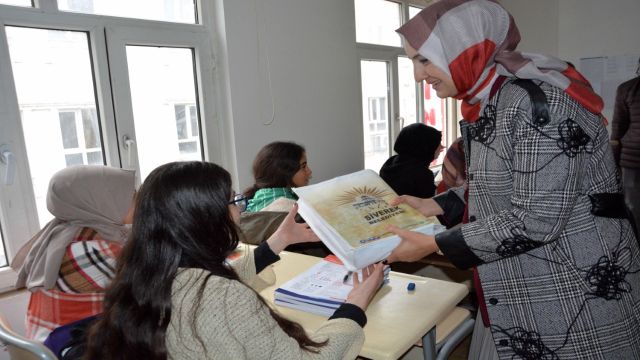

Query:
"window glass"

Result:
[[360, 60, 390, 172], [58, 0, 196, 24], [409, 5, 422, 19], [423, 82, 447, 165], [398, 56, 418, 128], [126, 46, 202, 181], [6, 26, 104, 227], [354, 0, 401, 46], [59, 112, 79, 149], [0, 0, 31, 6]]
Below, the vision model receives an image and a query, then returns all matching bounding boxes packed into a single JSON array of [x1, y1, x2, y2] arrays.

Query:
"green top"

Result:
[[246, 187, 298, 212]]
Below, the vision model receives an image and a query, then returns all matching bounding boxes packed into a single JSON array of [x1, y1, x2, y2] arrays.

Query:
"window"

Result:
[[354, 0, 401, 47], [6, 27, 104, 227], [0, 0, 31, 6], [355, 0, 458, 171], [58, 109, 103, 167], [58, 0, 196, 24], [0, 2, 227, 288], [123, 46, 203, 180], [174, 104, 201, 158]]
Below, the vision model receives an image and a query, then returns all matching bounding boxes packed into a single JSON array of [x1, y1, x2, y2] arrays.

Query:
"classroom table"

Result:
[[257, 250, 469, 360]]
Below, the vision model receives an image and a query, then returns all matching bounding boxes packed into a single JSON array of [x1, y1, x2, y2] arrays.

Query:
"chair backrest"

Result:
[[0, 314, 57, 360]]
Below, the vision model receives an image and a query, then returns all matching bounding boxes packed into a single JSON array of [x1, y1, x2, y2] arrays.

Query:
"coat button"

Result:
[[469, 173, 474, 181], [469, 215, 477, 222], [489, 298, 498, 305], [499, 339, 508, 346]]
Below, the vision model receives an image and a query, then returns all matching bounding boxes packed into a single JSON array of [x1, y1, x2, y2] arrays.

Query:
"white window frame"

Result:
[[356, 0, 459, 169], [57, 108, 102, 165], [0, 0, 234, 291]]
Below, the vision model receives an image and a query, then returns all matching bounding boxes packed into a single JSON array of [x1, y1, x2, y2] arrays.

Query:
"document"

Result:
[[293, 169, 444, 270]]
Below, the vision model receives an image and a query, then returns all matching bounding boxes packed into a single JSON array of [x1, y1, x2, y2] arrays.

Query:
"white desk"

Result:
[[258, 251, 469, 360]]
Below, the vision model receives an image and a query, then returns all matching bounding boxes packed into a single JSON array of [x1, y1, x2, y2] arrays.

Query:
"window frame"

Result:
[[355, 0, 459, 171], [0, 0, 233, 291]]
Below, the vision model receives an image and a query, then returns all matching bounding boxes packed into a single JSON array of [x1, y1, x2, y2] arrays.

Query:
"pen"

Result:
[[342, 271, 352, 284]]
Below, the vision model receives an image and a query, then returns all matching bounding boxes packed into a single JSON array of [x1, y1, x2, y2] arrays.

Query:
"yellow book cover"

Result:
[[294, 170, 443, 269]]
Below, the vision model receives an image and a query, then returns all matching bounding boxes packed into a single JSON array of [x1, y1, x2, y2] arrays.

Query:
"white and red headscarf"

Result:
[[396, 0, 604, 122]]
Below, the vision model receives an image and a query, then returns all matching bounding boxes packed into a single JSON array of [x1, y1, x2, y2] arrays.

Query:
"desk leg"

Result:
[[422, 327, 436, 360]]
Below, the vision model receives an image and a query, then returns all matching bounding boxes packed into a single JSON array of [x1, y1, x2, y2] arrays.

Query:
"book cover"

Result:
[[293, 169, 444, 270]]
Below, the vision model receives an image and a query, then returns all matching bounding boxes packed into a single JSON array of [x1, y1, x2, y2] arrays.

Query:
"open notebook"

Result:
[[274, 255, 390, 317], [293, 169, 445, 271]]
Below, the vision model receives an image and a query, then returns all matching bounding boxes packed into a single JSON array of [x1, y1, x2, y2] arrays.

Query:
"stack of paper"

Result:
[[274, 255, 390, 317], [293, 169, 445, 270]]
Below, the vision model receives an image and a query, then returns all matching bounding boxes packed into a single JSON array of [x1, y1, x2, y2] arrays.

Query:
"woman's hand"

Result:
[[345, 262, 386, 311], [266, 203, 320, 254], [385, 226, 439, 263], [389, 196, 444, 217]]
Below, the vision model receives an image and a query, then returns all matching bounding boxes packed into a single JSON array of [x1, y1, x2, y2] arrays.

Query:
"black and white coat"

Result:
[[435, 78, 640, 359]]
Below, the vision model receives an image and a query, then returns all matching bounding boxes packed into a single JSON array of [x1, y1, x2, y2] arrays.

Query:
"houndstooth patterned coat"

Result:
[[435, 78, 640, 359]]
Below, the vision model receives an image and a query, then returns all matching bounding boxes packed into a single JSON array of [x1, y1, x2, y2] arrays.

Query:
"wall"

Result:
[[557, 0, 640, 67], [500, 0, 559, 55], [220, 0, 364, 189]]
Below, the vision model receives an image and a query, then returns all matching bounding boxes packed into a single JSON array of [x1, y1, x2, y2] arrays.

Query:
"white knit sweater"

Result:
[[165, 248, 365, 359]]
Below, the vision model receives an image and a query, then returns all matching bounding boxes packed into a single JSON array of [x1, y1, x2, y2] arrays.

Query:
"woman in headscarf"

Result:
[[11, 165, 136, 341], [384, 0, 640, 358], [379, 123, 443, 198]]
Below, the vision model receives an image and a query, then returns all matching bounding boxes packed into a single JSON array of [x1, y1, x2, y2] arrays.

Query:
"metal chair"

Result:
[[0, 313, 57, 360]]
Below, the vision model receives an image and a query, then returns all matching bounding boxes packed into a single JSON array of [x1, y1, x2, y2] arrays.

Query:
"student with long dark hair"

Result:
[[84, 161, 384, 360], [245, 141, 312, 212]]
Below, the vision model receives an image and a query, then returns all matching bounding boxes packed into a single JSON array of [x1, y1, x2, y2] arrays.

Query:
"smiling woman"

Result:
[[386, 0, 640, 359], [405, 43, 459, 99]]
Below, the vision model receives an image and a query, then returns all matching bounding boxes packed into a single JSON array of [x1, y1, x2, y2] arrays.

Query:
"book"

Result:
[[274, 255, 390, 317], [293, 169, 445, 270]]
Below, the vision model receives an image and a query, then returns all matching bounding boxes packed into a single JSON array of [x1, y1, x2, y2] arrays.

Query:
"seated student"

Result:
[[11, 165, 136, 341], [244, 141, 312, 212], [84, 161, 385, 360], [379, 123, 443, 198]]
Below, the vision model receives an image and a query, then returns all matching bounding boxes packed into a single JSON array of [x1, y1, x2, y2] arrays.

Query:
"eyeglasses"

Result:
[[229, 193, 249, 213]]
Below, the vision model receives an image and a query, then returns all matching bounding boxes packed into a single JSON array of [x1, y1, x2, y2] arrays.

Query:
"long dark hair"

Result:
[[244, 141, 305, 199], [83, 161, 325, 360]]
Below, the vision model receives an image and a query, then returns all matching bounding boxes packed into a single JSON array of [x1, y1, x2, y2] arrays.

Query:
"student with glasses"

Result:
[[84, 161, 385, 359]]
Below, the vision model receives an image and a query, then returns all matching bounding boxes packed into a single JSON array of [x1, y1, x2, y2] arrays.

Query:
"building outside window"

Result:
[[0, 1, 226, 289], [355, 0, 459, 172]]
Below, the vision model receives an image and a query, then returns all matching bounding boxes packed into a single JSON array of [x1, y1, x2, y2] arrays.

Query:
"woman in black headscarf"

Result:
[[379, 123, 443, 198]]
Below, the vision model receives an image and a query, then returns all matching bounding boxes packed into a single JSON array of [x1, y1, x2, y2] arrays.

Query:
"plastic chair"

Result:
[[0, 314, 57, 360]]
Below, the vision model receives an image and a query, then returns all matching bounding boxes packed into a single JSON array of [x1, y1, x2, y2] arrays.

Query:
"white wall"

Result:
[[557, 0, 640, 67], [220, 0, 364, 189], [502, 0, 640, 64], [502, 0, 640, 126], [500, 0, 559, 55]]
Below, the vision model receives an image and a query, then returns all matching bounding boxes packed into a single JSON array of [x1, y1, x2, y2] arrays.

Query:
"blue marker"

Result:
[[407, 282, 416, 291]]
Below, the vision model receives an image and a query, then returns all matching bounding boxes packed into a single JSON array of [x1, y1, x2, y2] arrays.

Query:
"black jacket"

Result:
[[379, 123, 441, 198]]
